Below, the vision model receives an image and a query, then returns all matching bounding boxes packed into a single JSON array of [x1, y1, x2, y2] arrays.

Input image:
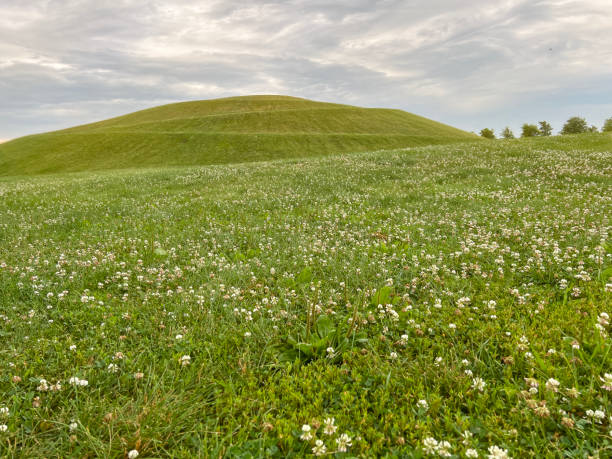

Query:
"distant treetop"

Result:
[[561, 117, 588, 135], [479, 128, 495, 139]]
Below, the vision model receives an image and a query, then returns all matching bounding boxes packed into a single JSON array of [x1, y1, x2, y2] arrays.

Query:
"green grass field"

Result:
[[0, 96, 478, 177], [0, 132, 610, 457]]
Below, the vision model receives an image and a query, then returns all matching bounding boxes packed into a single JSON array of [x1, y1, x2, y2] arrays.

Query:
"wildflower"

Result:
[[300, 424, 313, 441], [128, 450, 139, 459], [417, 399, 429, 411], [472, 377, 486, 392], [545, 378, 560, 392], [133, 372, 144, 380], [179, 355, 191, 366], [50, 381, 62, 391], [466, 449, 479, 458], [37, 379, 49, 392], [600, 373, 612, 391], [68, 377, 88, 387], [461, 430, 473, 445], [487, 445, 510, 458], [244, 332, 251, 337], [326, 347, 335, 358], [107, 363, 119, 373], [336, 433, 352, 452], [312, 439, 326, 456], [175, 334, 183, 340], [438, 440, 452, 456], [598, 312, 609, 326], [69, 421, 78, 431], [561, 417, 574, 428], [533, 404, 550, 418], [423, 437, 438, 455], [323, 417, 337, 435], [390, 351, 398, 359], [0, 425, 7, 432], [566, 387, 580, 398]]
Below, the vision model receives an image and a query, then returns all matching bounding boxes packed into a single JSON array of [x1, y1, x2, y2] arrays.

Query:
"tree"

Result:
[[561, 117, 588, 135], [603, 117, 612, 132], [501, 127, 515, 139], [521, 123, 539, 137], [538, 121, 553, 136], [480, 128, 495, 139]]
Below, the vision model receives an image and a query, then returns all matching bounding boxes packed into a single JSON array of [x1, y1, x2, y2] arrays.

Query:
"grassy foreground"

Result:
[[0, 95, 478, 176], [0, 134, 611, 457]]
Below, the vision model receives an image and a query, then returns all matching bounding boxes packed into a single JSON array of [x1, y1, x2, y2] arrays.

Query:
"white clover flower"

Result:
[[69, 421, 78, 431], [0, 424, 7, 433], [300, 424, 313, 441], [175, 334, 183, 340], [312, 439, 326, 456], [423, 437, 438, 455], [326, 347, 335, 358], [179, 355, 191, 366], [417, 399, 429, 411], [336, 433, 352, 452], [128, 450, 139, 459], [600, 373, 612, 391], [487, 445, 510, 458], [50, 381, 62, 391], [0, 407, 8, 417], [461, 430, 473, 445], [545, 378, 560, 392], [466, 448, 479, 458], [472, 377, 486, 392], [107, 363, 119, 373], [244, 332, 251, 337], [390, 351, 398, 359], [438, 440, 452, 457], [323, 417, 337, 435], [37, 379, 49, 392], [68, 377, 79, 385]]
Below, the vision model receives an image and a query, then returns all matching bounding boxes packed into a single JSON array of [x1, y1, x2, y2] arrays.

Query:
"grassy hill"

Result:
[[0, 95, 478, 175]]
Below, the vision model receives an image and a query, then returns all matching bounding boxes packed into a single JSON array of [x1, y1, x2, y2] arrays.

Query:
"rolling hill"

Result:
[[0, 95, 479, 175]]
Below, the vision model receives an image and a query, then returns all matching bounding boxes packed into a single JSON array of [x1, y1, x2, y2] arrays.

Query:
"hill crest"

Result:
[[0, 95, 479, 176]]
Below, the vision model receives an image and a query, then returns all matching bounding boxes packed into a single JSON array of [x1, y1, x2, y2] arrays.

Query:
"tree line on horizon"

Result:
[[479, 116, 612, 139]]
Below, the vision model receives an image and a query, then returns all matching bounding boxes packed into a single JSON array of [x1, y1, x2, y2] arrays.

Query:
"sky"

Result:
[[1, 0, 612, 142]]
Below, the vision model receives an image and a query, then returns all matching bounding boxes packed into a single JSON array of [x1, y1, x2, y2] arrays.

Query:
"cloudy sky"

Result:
[[1, 0, 612, 141]]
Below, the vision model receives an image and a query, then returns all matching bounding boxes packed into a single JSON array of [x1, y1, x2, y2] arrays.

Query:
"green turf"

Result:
[[0, 95, 478, 176], [0, 133, 610, 457]]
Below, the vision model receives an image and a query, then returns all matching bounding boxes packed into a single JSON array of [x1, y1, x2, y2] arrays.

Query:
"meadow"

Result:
[[0, 134, 611, 457]]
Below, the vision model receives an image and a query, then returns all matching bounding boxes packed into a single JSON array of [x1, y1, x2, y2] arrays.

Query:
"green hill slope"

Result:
[[0, 95, 479, 175]]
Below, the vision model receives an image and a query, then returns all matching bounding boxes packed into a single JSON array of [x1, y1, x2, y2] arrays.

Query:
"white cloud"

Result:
[[1, 0, 611, 138]]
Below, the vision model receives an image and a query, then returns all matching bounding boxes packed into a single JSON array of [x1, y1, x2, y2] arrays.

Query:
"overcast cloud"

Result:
[[1, 0, 612, 141]]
